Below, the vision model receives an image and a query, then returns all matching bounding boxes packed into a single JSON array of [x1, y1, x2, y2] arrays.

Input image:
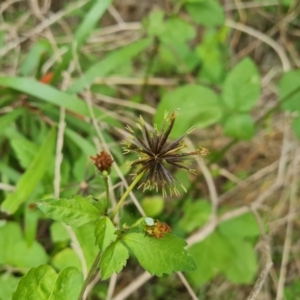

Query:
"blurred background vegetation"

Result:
[[1, 0, 300, 299]]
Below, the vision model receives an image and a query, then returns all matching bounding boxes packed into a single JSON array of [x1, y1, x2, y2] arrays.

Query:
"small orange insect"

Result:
[[144, 218, 171, 239]]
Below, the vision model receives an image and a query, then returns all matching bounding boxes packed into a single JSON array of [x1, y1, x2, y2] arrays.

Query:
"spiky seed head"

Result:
[[122, 110, 209, 197]]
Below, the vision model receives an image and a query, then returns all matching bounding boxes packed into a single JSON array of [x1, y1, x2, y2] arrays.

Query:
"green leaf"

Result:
[[50, 222, 70, 243], [0, 108, 23, 136], [53, 0, 112, 82], [223, 239, 257, 283], [188, 231, 232, 285], [155, 84, 222, 137], [0, 222, 48, 269], [222, 58, 260, 112], [37, 195, 101, 227], [146, 10, 165, 37], [68, 38, 151, 93], [52, 248, 82, 272], [280, 0, 294, 7], [196, 28, 228, 84], [160, 17, 195, 44], [50, 267, 83, 300], [179, 200, 211, 233], [65, 128, 95, 157], [1, 129, 56, 214], [12, 265, 57, 300], [19, 40, 51, 76], [0, 77, 120, 127], [10, 138, 39, 169], [185, 0, 225, 27], [223, 113, 255, 140], [122, 233, 196, 276], [24, 201, 42, 246], [94, 216, 117, 252], [279, 69, 300, 113], [73, 0, 112, 48], [100, 240, 129, 280], [0, 274, 19, 300], [73, 223, 99, 269], [219, 212, 260, 238], [141, 196, 164, 218]]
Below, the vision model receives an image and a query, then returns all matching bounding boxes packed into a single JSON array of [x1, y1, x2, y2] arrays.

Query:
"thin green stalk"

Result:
[[78, 251, 102, 300], [101, 171, 110, 211], [78, 172, 143, 299], [111, 172, 144, 220]]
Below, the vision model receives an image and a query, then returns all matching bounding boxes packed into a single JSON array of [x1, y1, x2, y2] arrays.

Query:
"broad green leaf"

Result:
[[68, 38, 151, 93], [73, 223, 99, 269], [0, 222, 48, 269], [1, 129, 56, 214], [153, 43, 199, 74], [219, 213, 260, 238], [94, 217, 117, 252], [188, 231, 232, 285], [0, 77, 120, 127], [160, 17, 195, 44], [185, 0, 224, 27], [51, 248, 82, 272], [179, 200, 211, 233], [146, 10, 165, 37], [10, 138, 38, 169], [11, 240, 48, 268], [122, 233, 196, 276], [279, 69, 300, 113], [100, 240, 129, 280], [50, 267, 83, 300], [141, 196, 164, 218], [0, 223, 21, 266], [223, 239, 257, 283], [0, 108, 23, 136], [224, 114, 255, 140], [12, 265, 57, 300], [196, 28, 229, 84], [19, 40, 51, 76], [37, 195, 101, 227], [0, 274, 19, 300], [50, 222, 70, 243], [222, 58, 260, 112], [155, 84, 222, 137]]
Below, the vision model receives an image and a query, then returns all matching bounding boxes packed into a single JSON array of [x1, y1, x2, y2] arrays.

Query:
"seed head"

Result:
[[90, 151, 114, 173], [122, 110, 209, 197]]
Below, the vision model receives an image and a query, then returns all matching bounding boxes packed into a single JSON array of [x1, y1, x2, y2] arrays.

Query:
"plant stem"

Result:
[[101, 171, 110, 211], [79, 172, 144, 299], [110, 172, 144, 220], [78, 251, 102, 300]]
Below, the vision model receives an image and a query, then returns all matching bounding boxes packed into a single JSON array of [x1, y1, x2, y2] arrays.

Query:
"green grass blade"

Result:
[[68, 38, 152, 93], [74, 0, 112, 48], [53, 0, 112, 82], [1, 129, 56, 214], [0, 77, 120, 127]]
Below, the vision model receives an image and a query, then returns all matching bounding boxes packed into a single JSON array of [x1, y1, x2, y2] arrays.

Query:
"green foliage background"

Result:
[[1, 0, 300, 299]]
